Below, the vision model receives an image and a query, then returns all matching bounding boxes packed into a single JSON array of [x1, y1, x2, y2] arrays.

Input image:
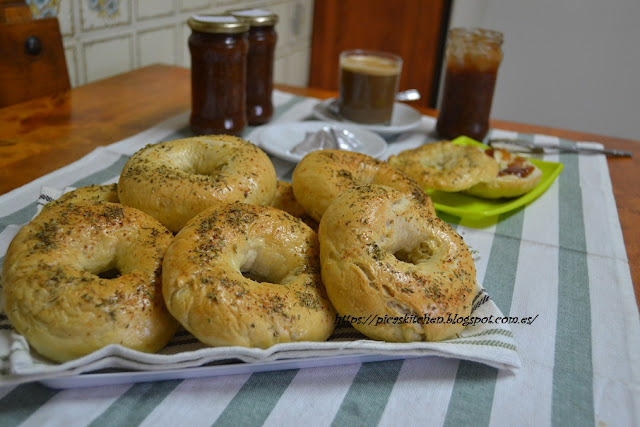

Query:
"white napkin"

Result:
[[289, 126, 362, 156]]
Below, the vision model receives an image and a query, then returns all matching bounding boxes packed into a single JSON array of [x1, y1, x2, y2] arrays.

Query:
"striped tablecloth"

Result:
[[0, 91, 638, 426]]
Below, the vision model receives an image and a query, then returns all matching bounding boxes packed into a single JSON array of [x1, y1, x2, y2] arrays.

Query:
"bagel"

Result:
[[291, 149, 434, 222], [42, 184, 119, 212], [463, 148, 542, 199], [118, 135, 277, 232], [162, 203, 336, 348], [271, 180, 318, 231], [387, 140, 499, 192], [2, 201, 179, 363], [318, 185, 477, 342]]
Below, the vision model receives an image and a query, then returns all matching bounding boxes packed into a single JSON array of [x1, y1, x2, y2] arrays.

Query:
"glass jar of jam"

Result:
[[227, 9, 279, 126], [188, 15, 249, 136], [436, 28, 503, 141]]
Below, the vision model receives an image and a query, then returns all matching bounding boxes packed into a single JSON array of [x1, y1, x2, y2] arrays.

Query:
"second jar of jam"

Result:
[[188, 15, 249, 136], [227, 8, 278, 126], [436, 28, 504, 141]]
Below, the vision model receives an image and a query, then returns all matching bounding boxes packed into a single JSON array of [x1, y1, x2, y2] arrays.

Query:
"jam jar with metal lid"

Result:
[[227, 9, 278, 126], [188, 15, 249, 136], [436, 28, 504, 141]]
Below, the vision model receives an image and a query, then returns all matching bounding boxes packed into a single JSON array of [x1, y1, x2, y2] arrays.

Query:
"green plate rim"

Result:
[[427, 136, 564, 219]]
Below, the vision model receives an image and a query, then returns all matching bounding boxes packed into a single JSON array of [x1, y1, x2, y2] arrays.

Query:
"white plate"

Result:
[[256, 121, 388, 163], [312, 98, 423, 135]]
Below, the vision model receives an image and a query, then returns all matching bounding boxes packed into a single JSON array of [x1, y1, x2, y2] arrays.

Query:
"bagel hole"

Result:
[[394, 241, 435, 265], [241, 270, 272, 284], [394, 249, 412, 263], [190, 157, 228, 178], [239, 247, 291, 285], [96, 267, 121, 280]]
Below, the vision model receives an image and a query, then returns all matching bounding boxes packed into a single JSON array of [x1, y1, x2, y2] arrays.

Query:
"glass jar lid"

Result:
[[188, 15, 250, 33], [226, 8, 278, 26], [448, 27, 503, 46]]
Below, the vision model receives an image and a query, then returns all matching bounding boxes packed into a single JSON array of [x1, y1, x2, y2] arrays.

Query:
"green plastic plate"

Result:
[[427, 136, 564, 219]]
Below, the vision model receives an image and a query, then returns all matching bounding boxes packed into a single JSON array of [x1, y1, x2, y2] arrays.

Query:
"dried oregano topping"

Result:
[[222, 204, 259, 230], [98, 204, 125, 224], [33, 220, 60, 250], [295, 290, 323, 310]]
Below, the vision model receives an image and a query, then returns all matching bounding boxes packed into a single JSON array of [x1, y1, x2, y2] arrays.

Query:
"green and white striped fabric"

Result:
[[0, 91, 638, 426]]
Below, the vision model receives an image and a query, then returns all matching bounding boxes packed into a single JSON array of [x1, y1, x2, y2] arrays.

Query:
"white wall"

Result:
[[449, 0, 640, 141], [30, 0, 314, 88]]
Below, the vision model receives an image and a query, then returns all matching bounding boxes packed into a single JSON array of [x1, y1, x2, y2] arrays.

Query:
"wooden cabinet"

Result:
[[309, 0, 450, 108], [0, 0, 70, 108]]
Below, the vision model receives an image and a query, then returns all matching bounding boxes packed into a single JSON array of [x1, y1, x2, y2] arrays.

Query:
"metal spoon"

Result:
[[395, 88, 421, 102]]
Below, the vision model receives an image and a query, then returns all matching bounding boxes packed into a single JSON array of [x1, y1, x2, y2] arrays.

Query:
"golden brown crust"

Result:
[[318, 185, 477, 342], [162, 203, 336, 348], [42, 184, 120, 212], [387, 141, 499, 192], [118, 135, 277, 232], [271, 180, 318, 231], [291, 149, 434, 222], [2, 201, 179, 363], [463, 149, 543, 199]]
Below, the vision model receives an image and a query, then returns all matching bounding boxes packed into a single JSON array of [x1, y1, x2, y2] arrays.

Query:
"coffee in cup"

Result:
[[338, 50, 402, 124]]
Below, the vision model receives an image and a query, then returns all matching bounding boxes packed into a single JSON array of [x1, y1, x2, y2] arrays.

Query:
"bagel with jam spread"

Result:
[[463, 148, 542, 199]]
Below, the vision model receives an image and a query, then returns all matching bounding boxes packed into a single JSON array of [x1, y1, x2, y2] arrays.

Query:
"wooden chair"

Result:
[[0, 0, 70, 108]]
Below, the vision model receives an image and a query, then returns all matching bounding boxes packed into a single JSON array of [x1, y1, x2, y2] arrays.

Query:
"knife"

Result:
[[488, 138, 633, 158]]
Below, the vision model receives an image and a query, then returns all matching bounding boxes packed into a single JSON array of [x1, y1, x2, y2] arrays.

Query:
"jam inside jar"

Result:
[[228, 9, 279, 126], [436, 28, 503, 141], [188, 16, 249, 136]]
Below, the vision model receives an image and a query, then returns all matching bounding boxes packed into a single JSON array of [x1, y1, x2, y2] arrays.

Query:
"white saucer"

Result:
[[312, 98, 422, 136], [255, 121, 388, 163]]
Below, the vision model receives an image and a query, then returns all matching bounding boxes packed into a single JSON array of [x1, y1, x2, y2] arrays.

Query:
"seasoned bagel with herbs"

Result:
[[463, 148, 542, 199], [271, 180, 318, 231], [42, 184, 119, 212], [291, 149, 434, 222], [387, 140, 499, 192], [319, 185, 477, 342], [118, 135, 277, 232], [2, 201, 179, 363], [162, 203, 336, 348]]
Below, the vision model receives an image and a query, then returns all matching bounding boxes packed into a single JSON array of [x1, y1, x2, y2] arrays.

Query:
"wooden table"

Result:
[[1, 64, 638, 304]]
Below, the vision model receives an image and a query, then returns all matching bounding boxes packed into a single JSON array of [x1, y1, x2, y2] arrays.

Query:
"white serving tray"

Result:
[[2, 286, 521, 389], [40, 353, 413, 389]]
